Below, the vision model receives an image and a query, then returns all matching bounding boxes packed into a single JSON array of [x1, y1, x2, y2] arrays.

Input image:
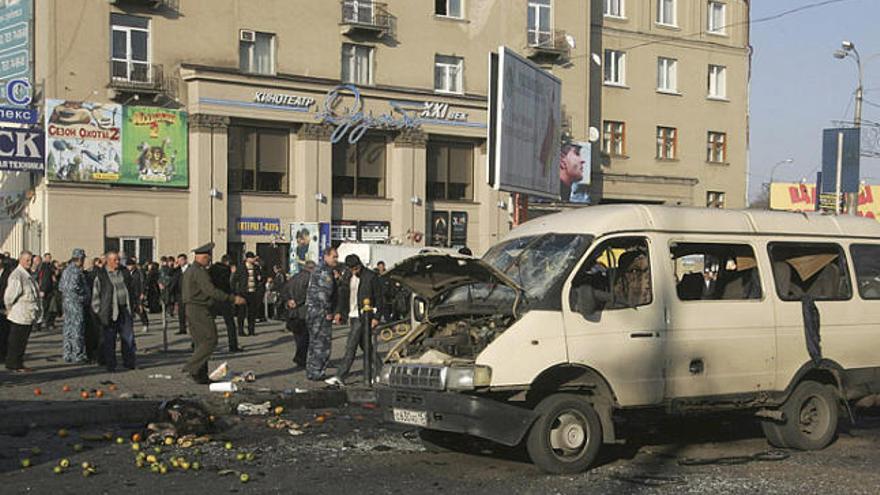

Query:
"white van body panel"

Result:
[[476, 311, 568, 387]]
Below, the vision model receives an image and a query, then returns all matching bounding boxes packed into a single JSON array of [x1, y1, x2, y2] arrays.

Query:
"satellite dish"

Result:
[[589, 127, 600, 143]]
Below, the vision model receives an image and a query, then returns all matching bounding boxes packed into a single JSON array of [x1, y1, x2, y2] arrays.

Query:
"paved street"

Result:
[[0, 316, 378, 402], [2, 402, 880, 494]]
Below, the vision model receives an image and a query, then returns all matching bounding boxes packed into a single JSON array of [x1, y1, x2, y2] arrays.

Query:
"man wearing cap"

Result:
[[232, 251, 263, 337], [305, 247, 341, 381], [332, 254, 384, 385], [59, 248, 90, 363], [182, 242, 246, 384]]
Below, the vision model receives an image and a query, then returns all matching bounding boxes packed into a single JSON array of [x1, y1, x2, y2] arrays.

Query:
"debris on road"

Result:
[[237, 401, 272, 416]]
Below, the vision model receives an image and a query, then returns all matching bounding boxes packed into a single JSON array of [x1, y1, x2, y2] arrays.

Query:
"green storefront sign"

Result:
[[121, 106, 188, 187]]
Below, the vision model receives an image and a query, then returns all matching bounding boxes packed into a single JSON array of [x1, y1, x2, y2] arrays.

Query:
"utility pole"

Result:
[[834, 40, 863, 215]]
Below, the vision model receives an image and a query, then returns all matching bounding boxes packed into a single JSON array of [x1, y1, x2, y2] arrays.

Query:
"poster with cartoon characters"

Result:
[[121, 106, 188, 187], [45, 99, 123, 183]]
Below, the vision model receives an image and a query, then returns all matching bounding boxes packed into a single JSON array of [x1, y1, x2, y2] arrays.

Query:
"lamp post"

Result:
[[834, 40, 863, 128], [769, 158, 794, 184]]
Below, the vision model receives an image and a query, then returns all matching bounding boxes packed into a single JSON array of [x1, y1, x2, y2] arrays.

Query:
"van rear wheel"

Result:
[[778, 381, 839, 450], [526, 394, 602, 474]]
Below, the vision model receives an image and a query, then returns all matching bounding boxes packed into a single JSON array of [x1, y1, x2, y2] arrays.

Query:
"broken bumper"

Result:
[[377, 387, 537, 447]]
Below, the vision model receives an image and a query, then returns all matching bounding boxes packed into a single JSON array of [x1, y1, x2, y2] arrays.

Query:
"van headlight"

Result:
[[445, 365, 492, 390], [378, 364, 392, 385]]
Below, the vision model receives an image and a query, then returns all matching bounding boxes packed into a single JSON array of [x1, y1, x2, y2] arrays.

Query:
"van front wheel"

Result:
[[526, 394, 602, 474], [778, 381, 839, 450]]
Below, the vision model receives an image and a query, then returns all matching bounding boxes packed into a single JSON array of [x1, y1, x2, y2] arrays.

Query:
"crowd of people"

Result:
[[0, 245, 412, 386]]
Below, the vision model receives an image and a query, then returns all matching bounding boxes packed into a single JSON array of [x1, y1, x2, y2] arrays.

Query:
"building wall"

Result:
[[596, 0, 750, 208]]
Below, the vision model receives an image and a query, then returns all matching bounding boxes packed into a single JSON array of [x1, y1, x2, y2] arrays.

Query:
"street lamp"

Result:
[[769, 158, 794, 184], [834, 40, 863, 128]]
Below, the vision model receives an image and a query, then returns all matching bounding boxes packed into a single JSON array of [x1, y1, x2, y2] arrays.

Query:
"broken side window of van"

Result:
[[481, 234, 593, 310], [670, 242, 762, 301], [849, 244, 880, 300], [570, 237, 652, 313], [768, 242, 852, 301]]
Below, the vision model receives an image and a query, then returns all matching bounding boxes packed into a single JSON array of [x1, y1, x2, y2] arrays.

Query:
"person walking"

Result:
[[232, 252, 262, 337], [125, 259, 150, 332], [82, 257, 102, 364], [59, 249, 89, 364], [91, 251, 136, 372], [182, 243, 246, 384], [281, 260, 314, 368], [332, 254, 384, 385], [145, 262, 161, 313], [270, 264, 287, 320], [0, 253, 15, 363], [169, 254, 189, 334], [3, 251, 41, 372], [304, 247, 340, 382], [209, 254, 242, 352]]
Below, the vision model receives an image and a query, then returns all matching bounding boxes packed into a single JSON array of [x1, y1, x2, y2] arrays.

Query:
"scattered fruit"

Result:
[[60, 459, 70, 468], [20, 458, 31, 468], [131, 443, 140, 451], [62, 385, 71, 393], [116, 437, 124, 445], [95, 390, 104, 398], [80, 391, 89, 399], [235, 453, 245, 461], [274, 406, 284, 416], [135, 459, 144, 468], [180, 461, 190, 471], [150, 464, 159, 473], [240, 473, 250, 483], [57, 429, 69, 438], [108, 384, 117, 391], [153, 447, 162, 454], [33, 387, 42, 396], [81, 462, 90, 469], [131, 433, 142, 442], [245, 452, 255, 462], [53, 466, 62, 474], [82, 469, 92, 477], [224, 442, 233, 450], [73, 444, 84, 452], [223, 392, 232, 399], [315, 415, 326, 424], [164, 436, 174, 446], [146, 455, 157, 464], [159, 464, 168, 475], [31, 447, 41, 455]]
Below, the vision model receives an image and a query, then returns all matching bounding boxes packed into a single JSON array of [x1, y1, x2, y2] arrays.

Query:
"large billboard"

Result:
[[45, 100, 188, 187], [821, 128, 860, 194], [122, 106, 188, 187], [770, 181, 880, 221], [290, 222, 331, 275], [488, 47, 562, 199], [0, 0, 31, 105], [560, 141, 591, 203], [45, 99, 123, 182]]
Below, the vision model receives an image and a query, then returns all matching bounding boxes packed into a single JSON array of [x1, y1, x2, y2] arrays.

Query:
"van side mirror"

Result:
[[412, 296, 428, 323]]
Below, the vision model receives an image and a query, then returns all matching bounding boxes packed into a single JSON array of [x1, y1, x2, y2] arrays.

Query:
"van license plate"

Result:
[[392, 408, 428, 427]]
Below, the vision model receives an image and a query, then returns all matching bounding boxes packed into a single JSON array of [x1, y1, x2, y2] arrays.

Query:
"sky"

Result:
[[749, 0, 880, 201]]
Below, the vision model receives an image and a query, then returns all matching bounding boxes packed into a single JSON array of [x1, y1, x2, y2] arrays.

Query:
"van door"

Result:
[[665, 239, 776, 399], [562, 235, 666, 407]]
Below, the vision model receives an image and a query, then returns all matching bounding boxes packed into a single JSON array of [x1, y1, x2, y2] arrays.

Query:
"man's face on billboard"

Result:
[[560, 147, 585, 185]]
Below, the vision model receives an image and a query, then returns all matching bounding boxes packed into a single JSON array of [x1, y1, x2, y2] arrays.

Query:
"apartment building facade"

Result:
[[19, 0, 593, 264], [593, 0, 750, 208]]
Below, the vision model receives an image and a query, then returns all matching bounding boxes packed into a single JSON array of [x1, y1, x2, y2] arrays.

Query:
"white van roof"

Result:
[[508, 205, 880, 240]]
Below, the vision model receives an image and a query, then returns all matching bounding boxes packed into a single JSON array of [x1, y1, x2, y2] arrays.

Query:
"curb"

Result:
[[0, 388, 378, 434]]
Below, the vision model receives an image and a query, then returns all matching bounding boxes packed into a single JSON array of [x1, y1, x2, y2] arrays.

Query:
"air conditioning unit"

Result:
[[239, 29, 256, 43]]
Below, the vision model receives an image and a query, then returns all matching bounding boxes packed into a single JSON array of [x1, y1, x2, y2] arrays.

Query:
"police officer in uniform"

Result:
[[181, 243, 246, 384], [305, 247, 341, 382]]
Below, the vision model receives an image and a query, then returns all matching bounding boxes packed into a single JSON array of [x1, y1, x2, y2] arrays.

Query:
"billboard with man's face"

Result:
[[559, 141, 591, 203]]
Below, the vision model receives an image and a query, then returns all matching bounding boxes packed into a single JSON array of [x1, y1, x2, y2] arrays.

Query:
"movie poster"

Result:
[[122, 106, 188, 187], [429, 211, 450, 247], [289, 222, 330, 275], [45, 99, 123, 183], [559, 141, 591, 203]]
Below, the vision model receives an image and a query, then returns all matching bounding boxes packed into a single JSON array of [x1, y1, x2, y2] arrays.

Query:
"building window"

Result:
[[343, 0, 374, 23], [603, 121, 626, 157], [708, 64, 727, 98], [111, 14, 150, 83], [604, 49, 626, 85], [342, 43, 373, 85], [427, 141, 474, 201], [604, 0, 624, 18], [228, 125, 289, 193], [708, 1, 726, 34], [656, 126, 677, 160], [435, 0, 463, 18], [434, 55, 463, 94], [707, 131, 727, 163], [706, 191, 725, 208], [239, 31, 275, 75], [657, 57, 678, 93], [527, 0, 552, 46], [332, 134, 387, 198], [657, 0, 677, 26]]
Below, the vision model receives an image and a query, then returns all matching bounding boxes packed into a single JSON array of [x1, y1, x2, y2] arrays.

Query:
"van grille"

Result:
[[388, 364, 445, 391]]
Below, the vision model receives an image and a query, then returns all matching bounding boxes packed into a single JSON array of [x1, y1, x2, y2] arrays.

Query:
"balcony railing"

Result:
[[526, 29, 571, 60], [340, 1, 396, 39], [109, 61, 169, 94]]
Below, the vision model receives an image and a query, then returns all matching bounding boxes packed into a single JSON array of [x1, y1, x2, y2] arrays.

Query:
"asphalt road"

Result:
[[3, 404, 880, 494]]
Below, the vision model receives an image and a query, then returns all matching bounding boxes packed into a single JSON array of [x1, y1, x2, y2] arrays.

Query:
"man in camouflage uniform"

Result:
[[60, 248, 89, 363], [305, 247, 340, 381]]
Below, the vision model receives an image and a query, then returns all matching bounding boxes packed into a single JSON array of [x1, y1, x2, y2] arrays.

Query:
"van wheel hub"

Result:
[[549, 412, 588, 454]]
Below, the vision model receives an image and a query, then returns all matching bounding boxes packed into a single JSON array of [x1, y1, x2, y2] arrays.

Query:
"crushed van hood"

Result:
[[384, 254, 523, 300]]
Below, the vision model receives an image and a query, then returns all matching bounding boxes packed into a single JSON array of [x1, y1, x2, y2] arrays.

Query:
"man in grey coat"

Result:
[[3, 251, 41, 372]]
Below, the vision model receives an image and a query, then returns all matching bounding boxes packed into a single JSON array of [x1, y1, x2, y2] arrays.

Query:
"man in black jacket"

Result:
[[169, 254, 189, 334], [91, 251, 136, 372], [125, 259, 150, 332], [281, 260, 314, 367], [332, 254, 384, 385], [209, 255, 242, 352], [232, 252, 262, 336]]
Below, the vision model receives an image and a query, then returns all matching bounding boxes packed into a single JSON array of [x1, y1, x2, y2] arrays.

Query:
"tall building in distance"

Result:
[[593, 0, 750, 209]]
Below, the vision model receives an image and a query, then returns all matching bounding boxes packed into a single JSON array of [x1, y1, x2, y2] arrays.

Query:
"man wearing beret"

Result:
[[182, 242, 246, 384], [59, 248, 89, 363]]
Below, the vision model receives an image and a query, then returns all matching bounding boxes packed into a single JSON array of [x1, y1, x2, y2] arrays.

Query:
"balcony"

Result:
[[108, 0, 180, 12], [108, 61, 174, 98], [525, 29, 571, 61], [340, 1, 396, 39]]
